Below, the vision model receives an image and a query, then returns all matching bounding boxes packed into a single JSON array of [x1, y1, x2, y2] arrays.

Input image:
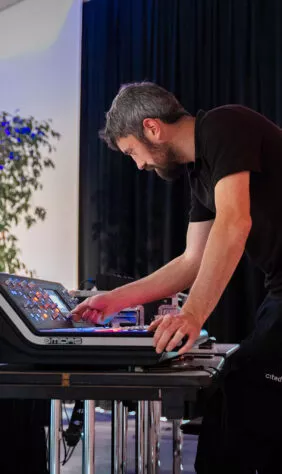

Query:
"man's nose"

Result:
[[136, 162, 145, 170]]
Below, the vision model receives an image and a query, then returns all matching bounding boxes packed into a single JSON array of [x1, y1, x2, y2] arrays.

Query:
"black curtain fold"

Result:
[[79, 0, 282, 342]]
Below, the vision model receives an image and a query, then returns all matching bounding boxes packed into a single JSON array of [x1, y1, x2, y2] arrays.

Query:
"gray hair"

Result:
[[99, 82, 189, 150]]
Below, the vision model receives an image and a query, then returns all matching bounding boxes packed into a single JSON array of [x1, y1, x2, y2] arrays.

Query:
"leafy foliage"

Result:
[[0, 112, 60, 275]]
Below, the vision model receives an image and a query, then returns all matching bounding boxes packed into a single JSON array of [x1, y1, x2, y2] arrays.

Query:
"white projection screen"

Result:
[[0, 0, 82, 289]]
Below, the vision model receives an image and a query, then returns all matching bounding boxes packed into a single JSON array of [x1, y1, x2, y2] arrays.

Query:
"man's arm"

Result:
[[183, 171, 251, 320], [110, 220, 214, 310], [152, 171, 252, 353], [72, 220, 213, 321]]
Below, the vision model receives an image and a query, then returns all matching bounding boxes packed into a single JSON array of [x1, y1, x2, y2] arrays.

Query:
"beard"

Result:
[[144, 141, 186, 181], [155, 162, 186, 181]]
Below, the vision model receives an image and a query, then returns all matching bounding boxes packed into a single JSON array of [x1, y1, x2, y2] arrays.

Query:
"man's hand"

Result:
[[148, 312, 203, 355], [71, 292, 118, 324]]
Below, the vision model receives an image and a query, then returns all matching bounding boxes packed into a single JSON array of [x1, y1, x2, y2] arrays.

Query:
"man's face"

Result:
[[117, 135, 185, 181]]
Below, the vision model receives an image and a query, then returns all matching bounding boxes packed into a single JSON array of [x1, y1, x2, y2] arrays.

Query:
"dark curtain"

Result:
[[79, 0, 282, 343]]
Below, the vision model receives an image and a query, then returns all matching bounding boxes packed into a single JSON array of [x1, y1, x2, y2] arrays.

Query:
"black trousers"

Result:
[[195, 294, 282, 474]]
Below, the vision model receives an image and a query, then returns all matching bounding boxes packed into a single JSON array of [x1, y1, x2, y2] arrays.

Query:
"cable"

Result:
[[60, 401, 82, 466], [63, 400, 84, 448], [61, 432, 68, 465], [63, 401, 70, 425], [44, 402, 79, 468], [63, 446, 76, 465]]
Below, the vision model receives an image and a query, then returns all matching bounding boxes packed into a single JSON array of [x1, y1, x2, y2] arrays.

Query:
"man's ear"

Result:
[[143, 118, 161, 143]]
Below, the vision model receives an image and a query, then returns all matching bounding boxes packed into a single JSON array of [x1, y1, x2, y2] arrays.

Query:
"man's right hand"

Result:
[[71, 292, 118, 324]]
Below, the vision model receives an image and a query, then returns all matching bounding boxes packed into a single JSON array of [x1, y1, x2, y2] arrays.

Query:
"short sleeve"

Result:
[[189, 191, 215, 222], [201, 107, 262, 188]]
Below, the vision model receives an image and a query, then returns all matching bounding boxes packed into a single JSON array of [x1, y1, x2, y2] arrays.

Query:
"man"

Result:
[[72, 82, 282, 473]]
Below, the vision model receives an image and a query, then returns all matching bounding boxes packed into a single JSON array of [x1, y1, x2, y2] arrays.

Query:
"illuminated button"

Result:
[[43, 313, 48, 319], [33, 297, 39, 302]]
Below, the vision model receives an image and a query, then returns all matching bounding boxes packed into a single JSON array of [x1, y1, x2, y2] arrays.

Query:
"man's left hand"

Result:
[[148, 312, 203, 355]]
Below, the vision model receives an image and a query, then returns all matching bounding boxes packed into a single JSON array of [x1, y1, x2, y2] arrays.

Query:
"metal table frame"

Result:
[[0, 346, 238, 474]]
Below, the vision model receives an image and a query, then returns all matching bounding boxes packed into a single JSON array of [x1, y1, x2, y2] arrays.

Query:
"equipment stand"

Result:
[[50, 399, 62, 474], [112, 400, 127, 473], [136, 400, 149, 473], [148, 401, 161, 474], [122, 404, 128, 472], [82, 400, 95, 474], [172, 419, 183, 474]]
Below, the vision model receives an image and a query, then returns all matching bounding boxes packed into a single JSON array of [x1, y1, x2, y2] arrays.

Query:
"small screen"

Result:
[[46, 290, 70, 315]]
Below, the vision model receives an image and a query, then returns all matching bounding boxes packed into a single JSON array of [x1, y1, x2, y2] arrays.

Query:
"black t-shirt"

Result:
[[188, 105, 282, 294]]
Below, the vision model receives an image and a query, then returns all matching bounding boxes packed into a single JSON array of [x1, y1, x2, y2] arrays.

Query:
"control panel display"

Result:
[[0, 274, 79, 331], [45, 290, 70, 316]]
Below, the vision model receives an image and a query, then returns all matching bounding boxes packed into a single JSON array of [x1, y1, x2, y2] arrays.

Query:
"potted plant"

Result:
[[0, 111, 60, 275]]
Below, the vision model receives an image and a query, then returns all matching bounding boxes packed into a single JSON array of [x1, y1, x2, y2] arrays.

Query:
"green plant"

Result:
[[0, 111, 60, 275]]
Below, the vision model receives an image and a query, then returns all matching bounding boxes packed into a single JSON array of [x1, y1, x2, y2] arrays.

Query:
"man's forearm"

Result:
[[111, 253, 200, 310], [182, 218, 250, 325]]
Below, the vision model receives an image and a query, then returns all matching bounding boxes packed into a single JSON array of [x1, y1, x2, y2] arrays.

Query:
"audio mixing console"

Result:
[[0, 274, 208, 368]]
